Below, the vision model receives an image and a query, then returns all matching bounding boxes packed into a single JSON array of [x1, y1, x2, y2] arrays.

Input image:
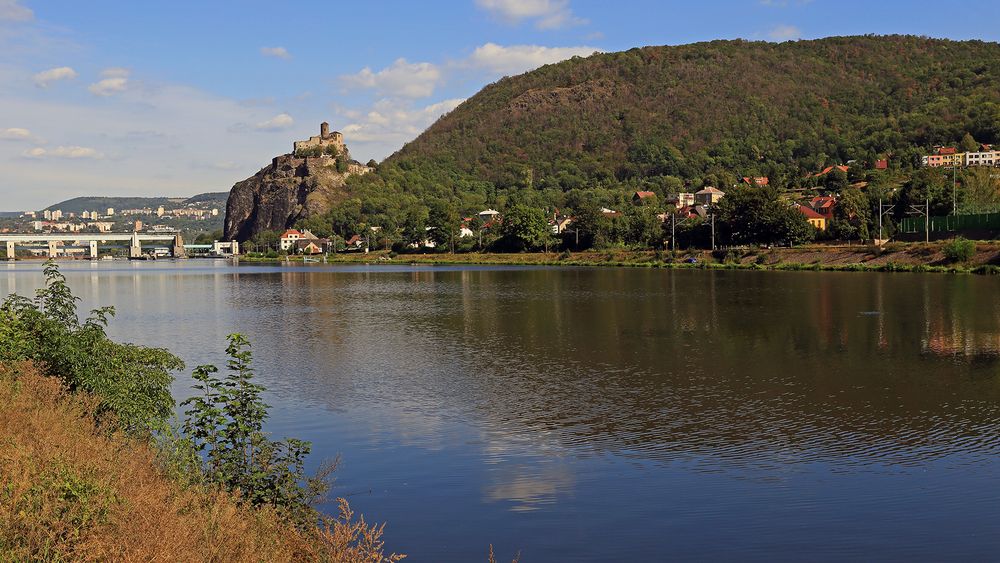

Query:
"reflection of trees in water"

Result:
[[194, 267, 1000, 472]]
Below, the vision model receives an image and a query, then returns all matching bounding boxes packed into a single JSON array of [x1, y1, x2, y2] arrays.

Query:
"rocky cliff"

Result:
[[224, 127, 370, 241]]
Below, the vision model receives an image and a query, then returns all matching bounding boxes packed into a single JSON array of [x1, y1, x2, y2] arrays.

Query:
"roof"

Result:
[[280, 229, 302, 238], [633, 191, 656, 199], [478, 209, 500, 216], [937, 146, 957, 155], [875, 159, 888, 169], [797, 205, 825, 220], [695, 187, 724, 195], [811, 165, 849, 178], [741, 176, 769, 186], [810, 196, 836, 209]]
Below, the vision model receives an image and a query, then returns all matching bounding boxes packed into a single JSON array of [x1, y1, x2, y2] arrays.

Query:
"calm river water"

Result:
[[3, 262, 1000, 561]]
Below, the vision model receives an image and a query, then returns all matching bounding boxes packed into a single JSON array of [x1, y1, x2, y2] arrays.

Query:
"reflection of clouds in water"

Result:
[[484, 463, 575, 512]]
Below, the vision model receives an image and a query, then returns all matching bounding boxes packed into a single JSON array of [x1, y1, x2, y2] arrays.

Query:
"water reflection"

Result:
[[2, 263, 1000, 559]]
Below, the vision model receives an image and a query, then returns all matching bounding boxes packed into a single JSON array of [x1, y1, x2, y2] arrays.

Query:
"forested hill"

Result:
[[380, 35, 999, 191]]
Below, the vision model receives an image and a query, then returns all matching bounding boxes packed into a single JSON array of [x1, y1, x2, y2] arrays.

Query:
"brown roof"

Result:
[[797, 205, 825, 219], [633, 191, 656, 199]]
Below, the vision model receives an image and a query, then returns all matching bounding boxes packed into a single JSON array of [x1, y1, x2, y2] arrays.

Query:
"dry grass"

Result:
[[0, 362, 403, 562]]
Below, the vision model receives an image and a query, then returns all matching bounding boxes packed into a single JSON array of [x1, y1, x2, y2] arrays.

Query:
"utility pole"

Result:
[[878, 198, 895, 244], [926, 197, 930, 243]]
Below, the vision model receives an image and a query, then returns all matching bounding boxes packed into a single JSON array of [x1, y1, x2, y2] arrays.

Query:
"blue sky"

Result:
[[1, 0, 998, 210]]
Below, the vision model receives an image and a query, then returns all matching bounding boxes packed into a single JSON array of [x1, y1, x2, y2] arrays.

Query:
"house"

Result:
[[478, 209, 500, 222], [550, 216, 573, 234], [666, 193, 695, 207], [632, 191, 656, 205], [796, 205, 827, 230], [741, 176, 769, 186], [922, 146, 964, 168], [295, 239, 327, 255], [279, 229, 304, 251], [964, 150, 1000, 167], [676, 205, 708, 219], [600, 207, 621, 217], [810, 165, 850, 178], [694, 187, 725, 206], [343, 234, 364, 250], [809, 196, 836, 218], [874, 159, 888, 170]]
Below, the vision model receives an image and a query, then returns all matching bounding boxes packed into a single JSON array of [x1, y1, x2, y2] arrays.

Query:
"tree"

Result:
[[959, 132, 979, 153], [497, 204, 548, 251], [959, 167, 1000, 213], [625, 205, 663, 248], [400, 205, 429, 247], [714, 187, 814, 246], [427, 199, 461, 251]]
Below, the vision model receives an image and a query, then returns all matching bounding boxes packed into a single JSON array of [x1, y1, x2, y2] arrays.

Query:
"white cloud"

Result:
[[254, 113, 294, 131], [1, 127, 31, 140], [466, 43, 600, 75], [768, 24, 802, 41], [22, 145, 103, 159], [0, 0, 32, 22], [33, 66, 78, 88], [89, 68, 130, 96], [341, 58, 442, 99], [475, 0, 584, 29], [260, 46, 291, 59], [339, 98, 465, 156]]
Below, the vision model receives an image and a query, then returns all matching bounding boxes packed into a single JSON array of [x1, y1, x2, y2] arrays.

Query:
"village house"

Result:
[[295, 239, 328, 255], [478, 209, 500, 222], [694, 186, 725, 206], [874, 159, 888, 170], [809, 165, 849, 178], [279, 229, 320, 251], [741, 176, 769, 186], [796, 205, 827, 230], [666, 193, 695, 207], [632, 191, 656, 205], [550, 215, 573, 234], [809, 196, 836, 219]]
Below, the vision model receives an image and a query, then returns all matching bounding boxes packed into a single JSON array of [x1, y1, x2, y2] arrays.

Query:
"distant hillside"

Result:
[[45, 193, 228, 214], [336, 35, 1000, 221]]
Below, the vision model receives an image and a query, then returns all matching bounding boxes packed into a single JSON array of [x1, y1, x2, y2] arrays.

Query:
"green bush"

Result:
[[181, 334, 332, 528], [942, 237, 976, 263], [0, 262, 182, 435]]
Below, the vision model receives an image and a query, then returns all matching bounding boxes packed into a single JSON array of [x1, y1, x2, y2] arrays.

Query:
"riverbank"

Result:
[[0, 362, 398, 562], [243, 241, 1000, 275]]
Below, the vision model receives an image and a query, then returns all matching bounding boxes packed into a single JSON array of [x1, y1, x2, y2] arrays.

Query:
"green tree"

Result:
[[497, 204, 548, 251], [427, 199, 461, 251], [959, 132, 979, 152], [0, 262, 182, 435], [714, 187, 814, 246], [181, 334, 332, 527]]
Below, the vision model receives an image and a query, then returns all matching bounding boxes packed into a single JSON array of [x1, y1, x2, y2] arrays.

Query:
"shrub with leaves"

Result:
[[181, 334, 333, 527], [0, 262, 182, 435], [942, 237, 976, 263]]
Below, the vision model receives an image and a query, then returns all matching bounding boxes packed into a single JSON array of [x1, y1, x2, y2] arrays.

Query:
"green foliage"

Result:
[[496, 204, 549, 251], [0, 262, 182, 435], [714, 187, 815, 246], [942, 237, 976, 263], [180, 334, 330, 527]]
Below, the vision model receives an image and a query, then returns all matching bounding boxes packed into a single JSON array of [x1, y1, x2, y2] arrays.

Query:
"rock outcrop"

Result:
[[224, 124, 370, 242]]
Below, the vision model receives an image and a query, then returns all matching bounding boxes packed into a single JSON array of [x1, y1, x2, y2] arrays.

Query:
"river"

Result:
[[3, 261, 999, 561]]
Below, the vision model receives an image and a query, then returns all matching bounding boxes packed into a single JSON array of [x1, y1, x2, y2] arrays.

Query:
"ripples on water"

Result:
[[3, 262, 1000, 560]]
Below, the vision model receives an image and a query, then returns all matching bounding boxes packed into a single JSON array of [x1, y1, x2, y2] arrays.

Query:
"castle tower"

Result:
[[320, 122, 330, 138]]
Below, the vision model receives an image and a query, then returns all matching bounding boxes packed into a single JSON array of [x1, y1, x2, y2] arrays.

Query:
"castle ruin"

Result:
[[293, 122, 345, 155]]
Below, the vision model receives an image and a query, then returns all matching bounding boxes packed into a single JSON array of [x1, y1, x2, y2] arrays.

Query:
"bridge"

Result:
[[0, 232, 239, 260]]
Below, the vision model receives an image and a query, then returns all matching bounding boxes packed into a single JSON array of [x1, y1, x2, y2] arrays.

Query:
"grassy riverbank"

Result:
[[244, 241, 1000, 275], [0, 362, 400, 562]]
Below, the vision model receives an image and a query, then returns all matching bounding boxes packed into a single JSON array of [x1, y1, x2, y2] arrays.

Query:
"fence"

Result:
[[899, 212, 1000, 234]]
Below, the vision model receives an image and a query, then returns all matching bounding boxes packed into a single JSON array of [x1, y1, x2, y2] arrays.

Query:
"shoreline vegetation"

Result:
[[239, 241, 1000, 275], [0, 263, 404, 562]]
